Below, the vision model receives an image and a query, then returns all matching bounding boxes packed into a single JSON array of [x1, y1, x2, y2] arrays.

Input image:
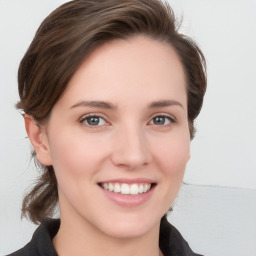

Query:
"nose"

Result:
[[111, 124, 152, 169]]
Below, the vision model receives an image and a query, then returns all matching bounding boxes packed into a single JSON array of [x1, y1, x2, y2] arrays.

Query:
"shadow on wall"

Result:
[[169, 183, 256, 256]]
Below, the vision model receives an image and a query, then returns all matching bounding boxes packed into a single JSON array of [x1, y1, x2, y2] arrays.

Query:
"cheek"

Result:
[[154, 133, 190, 175], [48, 130, 108, 178], [157, 135, 190, 203], [47, 133, 108, 203]]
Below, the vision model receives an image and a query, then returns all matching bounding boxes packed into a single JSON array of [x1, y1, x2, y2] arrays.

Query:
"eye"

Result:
[[149, 115, 174, 126], [80, 115, 107, 127]]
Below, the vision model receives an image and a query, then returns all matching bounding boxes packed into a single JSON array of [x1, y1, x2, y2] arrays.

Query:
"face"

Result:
[[39, 36, 190, 238]]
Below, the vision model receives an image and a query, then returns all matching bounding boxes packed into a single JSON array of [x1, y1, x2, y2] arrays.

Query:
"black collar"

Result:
[[8, 218, 202, 256]]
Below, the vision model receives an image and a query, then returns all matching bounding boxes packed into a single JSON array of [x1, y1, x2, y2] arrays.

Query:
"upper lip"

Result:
[[98, 178, 156, 184]]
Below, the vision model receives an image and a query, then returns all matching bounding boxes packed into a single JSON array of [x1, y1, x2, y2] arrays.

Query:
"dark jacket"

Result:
[[7, 218, 203, 256]]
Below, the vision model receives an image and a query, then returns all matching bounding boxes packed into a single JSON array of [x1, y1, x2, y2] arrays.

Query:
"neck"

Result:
[[53, 213, 162, 256]]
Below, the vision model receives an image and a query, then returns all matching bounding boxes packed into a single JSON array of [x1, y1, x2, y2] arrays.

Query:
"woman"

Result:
[[8, 0, 206, 255]]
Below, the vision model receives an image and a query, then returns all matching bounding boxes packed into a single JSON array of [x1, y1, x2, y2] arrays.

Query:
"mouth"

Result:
[[98, 182, 156, 196]]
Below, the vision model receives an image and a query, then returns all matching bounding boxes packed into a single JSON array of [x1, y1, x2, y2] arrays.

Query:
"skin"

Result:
[[25, 35, 190, 256]]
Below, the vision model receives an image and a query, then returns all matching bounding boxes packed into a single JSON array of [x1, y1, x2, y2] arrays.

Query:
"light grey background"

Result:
[[0, 0, 255, 255]]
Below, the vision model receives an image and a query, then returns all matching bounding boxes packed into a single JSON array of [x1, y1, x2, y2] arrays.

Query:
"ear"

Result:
[[24, 114, 52, 166]]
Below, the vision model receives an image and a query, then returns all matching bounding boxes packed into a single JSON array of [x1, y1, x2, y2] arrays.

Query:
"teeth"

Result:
[[130, 184, 138, 195], [121, 184, 129, 194], [144, 184, 151, 192], [101, 182, 152, 195], [108, 183, 114, 192], [139, 184, 144, 193], [114, 183, 121, 193]]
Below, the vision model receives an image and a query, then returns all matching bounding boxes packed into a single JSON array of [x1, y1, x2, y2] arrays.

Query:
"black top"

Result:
[[7, 218, 203, 256]]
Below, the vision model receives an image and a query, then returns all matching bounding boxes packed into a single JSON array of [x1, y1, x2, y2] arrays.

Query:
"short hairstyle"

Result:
[[17, 0, 207, 224]]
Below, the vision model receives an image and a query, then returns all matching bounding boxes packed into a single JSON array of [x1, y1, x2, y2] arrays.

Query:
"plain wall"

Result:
[[0, 0, 255, 255]]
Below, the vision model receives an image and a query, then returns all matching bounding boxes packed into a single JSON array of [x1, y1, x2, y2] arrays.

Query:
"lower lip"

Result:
[[100, 185, 155, 207]]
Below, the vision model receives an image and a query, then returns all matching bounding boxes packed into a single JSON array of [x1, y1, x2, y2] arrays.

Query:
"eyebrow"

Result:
[[149, 100, 184, 109], [70, 99, 184, 110], [70, 100, 117, 109]]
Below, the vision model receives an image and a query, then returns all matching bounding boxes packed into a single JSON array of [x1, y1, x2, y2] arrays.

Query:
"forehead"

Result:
[[57, 35, 187, 109]]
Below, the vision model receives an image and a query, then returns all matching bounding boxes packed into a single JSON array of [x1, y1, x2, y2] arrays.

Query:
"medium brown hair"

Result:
[[17, 0, 206, 224]]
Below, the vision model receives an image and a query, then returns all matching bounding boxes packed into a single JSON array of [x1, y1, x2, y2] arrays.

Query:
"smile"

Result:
[[100, 183, 152, 195]]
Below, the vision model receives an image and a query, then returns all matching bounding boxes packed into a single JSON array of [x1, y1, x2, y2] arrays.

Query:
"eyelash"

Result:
[[79, 114, 176, 128]]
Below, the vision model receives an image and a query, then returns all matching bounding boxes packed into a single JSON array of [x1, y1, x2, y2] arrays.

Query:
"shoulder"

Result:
[[6, 219, 59, 256], [159, 217, 204, 256], [6, 243, 33, 256]]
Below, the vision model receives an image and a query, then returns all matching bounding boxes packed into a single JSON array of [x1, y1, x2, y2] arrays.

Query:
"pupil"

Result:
[[88, 117, 99, 125], [154, 116, 165, 125]]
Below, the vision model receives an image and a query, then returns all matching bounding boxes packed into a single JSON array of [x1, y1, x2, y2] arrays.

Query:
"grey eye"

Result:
[[149, 115, 173, 126], [153, 116, 165, 125], [81, 116, 107, 126]]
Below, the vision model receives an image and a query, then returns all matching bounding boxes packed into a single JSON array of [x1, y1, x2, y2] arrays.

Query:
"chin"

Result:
[[98, 213, 161, 239]]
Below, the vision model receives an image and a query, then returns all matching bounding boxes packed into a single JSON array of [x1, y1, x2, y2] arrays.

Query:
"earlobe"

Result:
[[24, 114, 52, 166]]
